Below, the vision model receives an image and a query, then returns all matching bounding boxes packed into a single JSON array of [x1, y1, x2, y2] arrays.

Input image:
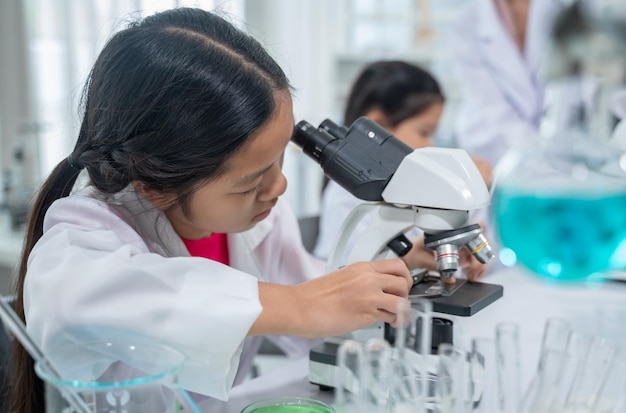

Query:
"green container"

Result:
[[240, 397, 335, 413]]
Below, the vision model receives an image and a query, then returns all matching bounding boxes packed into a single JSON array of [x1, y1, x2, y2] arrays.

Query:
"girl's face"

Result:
[[162, 93, 294, 239], [370, 102, 443, 150]]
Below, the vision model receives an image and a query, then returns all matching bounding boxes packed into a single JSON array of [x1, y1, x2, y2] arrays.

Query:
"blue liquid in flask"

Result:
[[493, 189, 626, 281]]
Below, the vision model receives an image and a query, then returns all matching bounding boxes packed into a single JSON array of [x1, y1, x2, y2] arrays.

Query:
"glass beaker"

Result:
[[34, 337, 198, 413], [387, 372, 442, 413], [240, 397, 335, 413]]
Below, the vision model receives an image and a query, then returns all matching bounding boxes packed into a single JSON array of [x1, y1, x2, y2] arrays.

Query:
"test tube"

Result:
[[495, 322, 521, 413], [335, 339, 365, 412], [470, 337, 499, 413], [539, 317, 571, 367], [362, 338, 392, 411], [438, 343, 471, 413], [520, 349, 570, 413], [518, 318, 571, 413], [565, 337, 617, 412], [554, 332, 593, 410]]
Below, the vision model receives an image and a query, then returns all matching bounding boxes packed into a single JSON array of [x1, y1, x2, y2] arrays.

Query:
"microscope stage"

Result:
[[410, 278, 503, 316]]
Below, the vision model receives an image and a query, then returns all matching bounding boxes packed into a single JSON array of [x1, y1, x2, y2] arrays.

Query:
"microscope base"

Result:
[[308, 280, 503, 389]]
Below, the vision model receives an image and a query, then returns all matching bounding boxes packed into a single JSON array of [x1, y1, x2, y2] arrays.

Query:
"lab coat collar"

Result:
[[103, 185, 273, 278], [103, 185, 189, 258], [227, 211, 273, 281], [237, 216, 272, 252], [476, 0, 538, 118]]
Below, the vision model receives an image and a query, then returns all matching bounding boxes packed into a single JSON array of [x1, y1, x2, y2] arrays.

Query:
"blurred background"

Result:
[[0, 0, 469, 291]]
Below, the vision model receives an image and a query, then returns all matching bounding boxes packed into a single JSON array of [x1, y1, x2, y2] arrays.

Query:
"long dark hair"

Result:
[[344, 60, 444, 127], [10, 8, 289, 412]]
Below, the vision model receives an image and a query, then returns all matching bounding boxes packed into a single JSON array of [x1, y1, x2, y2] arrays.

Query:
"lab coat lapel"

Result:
[[229, 218, 273, 281], [525, 0, 563, 77], [476, 0, 537, 119], [107, 186, 189, 258]]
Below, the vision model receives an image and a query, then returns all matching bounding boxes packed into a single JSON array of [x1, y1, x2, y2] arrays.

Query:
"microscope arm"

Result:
[[326, 203, 474, 272], [326, 203, 415, 272]]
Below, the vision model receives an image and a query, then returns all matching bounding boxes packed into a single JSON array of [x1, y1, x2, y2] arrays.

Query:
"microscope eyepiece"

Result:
[[292, 120, 336, 163], [291, 117, 413, 201], [319, 119, 348, 140]]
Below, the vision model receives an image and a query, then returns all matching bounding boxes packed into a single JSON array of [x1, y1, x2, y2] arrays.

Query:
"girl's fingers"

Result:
[[369, 259, 413, 289]]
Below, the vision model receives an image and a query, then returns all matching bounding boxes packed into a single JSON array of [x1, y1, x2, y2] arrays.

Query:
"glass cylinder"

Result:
[[518, 349, 571, 413], [518, 318, 571, 413], [495, 322, 521, 413], [539, 317, 571, 367], [469, 337, 498, 413], [552, 331, 593, 410], [564, 337, 618, 411], [362, 338, 392, 410], [388, 372, 438, 413], [335, 339, 367, 412], [438, 343, 471, 413]]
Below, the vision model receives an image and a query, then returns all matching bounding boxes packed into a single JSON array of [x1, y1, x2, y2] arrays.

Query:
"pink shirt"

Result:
[[182, 233, 230, 265]]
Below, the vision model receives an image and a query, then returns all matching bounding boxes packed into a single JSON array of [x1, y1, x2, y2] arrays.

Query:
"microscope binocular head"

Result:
[[424, 224, 494, 279]]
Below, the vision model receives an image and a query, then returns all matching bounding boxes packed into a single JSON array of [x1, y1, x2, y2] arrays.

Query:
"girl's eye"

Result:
[[240, 185, 261, 196]]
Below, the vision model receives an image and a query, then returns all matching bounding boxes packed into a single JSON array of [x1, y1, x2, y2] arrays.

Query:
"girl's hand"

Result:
[[459, 247, 488, 281], [471, 155, 493, 188], [253, 259, 412, 339], [400, 236, 437, 272]]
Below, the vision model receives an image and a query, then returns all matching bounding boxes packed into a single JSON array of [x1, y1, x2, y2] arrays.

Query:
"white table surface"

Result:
[[197, 266, 626, 412]]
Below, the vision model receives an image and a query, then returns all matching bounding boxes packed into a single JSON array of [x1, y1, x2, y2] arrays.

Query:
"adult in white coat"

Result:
[[314, 61, 491, 281], [450, 0, 564, 169], [11, 9, 414, 412]]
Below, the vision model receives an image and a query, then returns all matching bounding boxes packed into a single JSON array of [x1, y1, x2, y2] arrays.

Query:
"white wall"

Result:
[[0, 0, 469, 219], [0, 0, 36, 201], [244, 0, 344, 217]]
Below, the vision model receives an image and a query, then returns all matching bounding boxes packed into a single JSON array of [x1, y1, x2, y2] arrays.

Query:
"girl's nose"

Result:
[[258, 164, 287, 201]]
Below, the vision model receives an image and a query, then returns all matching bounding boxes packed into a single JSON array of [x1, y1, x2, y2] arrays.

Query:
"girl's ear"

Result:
[[364, 109, 391, 129], [132, 181, 176, 210]]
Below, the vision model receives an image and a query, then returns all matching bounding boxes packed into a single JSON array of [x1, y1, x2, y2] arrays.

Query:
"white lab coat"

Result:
[[24, 185, 324, 400], [450, 0, 563, 168]]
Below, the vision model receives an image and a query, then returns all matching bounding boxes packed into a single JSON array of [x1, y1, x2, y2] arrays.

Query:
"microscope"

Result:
[[292, 117, 503, 389]]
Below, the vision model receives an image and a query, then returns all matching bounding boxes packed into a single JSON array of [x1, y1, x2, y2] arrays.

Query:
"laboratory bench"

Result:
[[199, 265, 626, 413]]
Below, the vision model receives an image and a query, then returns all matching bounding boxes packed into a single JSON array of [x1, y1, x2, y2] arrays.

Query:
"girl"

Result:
[[10, 9, 413, 412], [314, 60, 492, 280]]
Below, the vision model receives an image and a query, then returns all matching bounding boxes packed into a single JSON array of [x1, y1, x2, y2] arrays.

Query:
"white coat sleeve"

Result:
[[24, 195, 261, 400]]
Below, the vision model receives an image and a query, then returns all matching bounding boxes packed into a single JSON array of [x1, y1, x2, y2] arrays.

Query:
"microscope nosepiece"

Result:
[[425, 223, 495, 279]]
